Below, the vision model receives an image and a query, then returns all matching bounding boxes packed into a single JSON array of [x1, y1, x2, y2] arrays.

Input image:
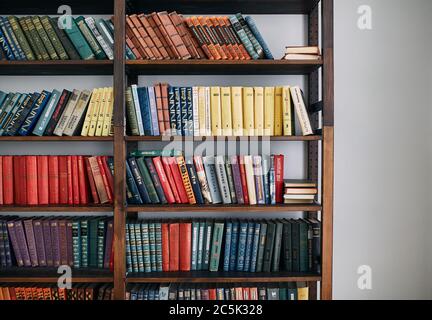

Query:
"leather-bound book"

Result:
[[157, 11, 191, 59], [26, 156, 38, 205], [138, 14, 170, 59], [179, 222, 192, 271], [37, 156, 49, 205], [200, 17, 228, 60], [85, 157, 100, 204], [184, 17, 213, 59], [222, 17, 251, 60], [126, 15, 154, 59], [88, 157, 109, 204], [2, 156, 13, 205], [50, 219, 61, 267], [23, 219, 39, 266], [129, 14, 162, 59], [191, 17, 220, 59], [125, 21, 148, 59], [58, 219, 68, 265], [48, 156, 60, 204], [77, 156, 89, 204], [169, 222, 180, 271], [211, 17, 239, 60], [169, 12, 200, 59], [146, 13, 176, 59]]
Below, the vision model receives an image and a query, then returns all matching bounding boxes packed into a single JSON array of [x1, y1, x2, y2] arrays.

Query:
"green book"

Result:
[[134, 222, 144, 272], [209, 222, 224, 272], [23, 17, 50, 60], [149, 222, 157, 271], [128, 223, 138, 272], [63, 17, 95, 60], [271, 220, 284, 272], [136, 157, 159, 204], [262, 221, 276, 272], [72, 219, 81, 268], [126, 87, 140, 136], [75, 16, 107, 60], [141, 222, 151, 273], [279, 284, 288, 300], [97, 219, 106, 269], [88, 218, 100, 268], [282, 219, 292, 272], [255, 222, 267, 272], [80, 219, 89, 268], [298, 219, 309, 272], [40, 16, 69, 60], [7, 16, 35, 60], [32, 16, 59, 60], [18, 17, 42, 60], [291, 220, 300, 272], [49, 17, 81, 60], [155, 223, 162, 272], [129, 150, 183, 157]]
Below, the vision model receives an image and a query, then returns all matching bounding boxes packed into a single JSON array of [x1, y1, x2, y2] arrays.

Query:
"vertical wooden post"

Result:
[[321, 0, 334, 301], [113, 0, 126, 300]]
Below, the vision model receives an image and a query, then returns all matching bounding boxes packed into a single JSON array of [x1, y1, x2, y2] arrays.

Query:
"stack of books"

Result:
[[125, 12, 273, 60], [0, 87, 114, 137], [0, 16, 115, 60], [127, 282, 309, 300], [126, 218, 321, 274], [126, 84, 313, 137], [126, 151, 286, 206], [283, 180, 318, 204], [0, 284, 114, 300], [0, 216, 113, 269], [0, 155, 114, 205], [282, 46, 321, 61]]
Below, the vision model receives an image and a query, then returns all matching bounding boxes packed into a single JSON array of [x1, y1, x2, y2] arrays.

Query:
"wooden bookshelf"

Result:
[[0, 0, 334, 301], [125, 135, 322, 142], [0, 268, 113, 283]]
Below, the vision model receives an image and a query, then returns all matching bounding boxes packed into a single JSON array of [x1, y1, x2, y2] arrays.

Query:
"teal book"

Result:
[[243, 221, 255, 272], [71, 219, 81, 269], [236, 221, 248, 271], [249, 222, 261, 273], [191, 221, 199, 271], [125, 222, 133, 273], [235, 13, 264, 58], [32, 89, 61, 136], [88, 218, 99, 268], [80, 219, 89, 268], [63, 17, 95, 60], [244, 16, 274, 59], [228, 15, 259, 60], [141, 222, 151, 272], [0, 93, 21, 131], [149, 222, 157, 271], [97, 219, 106, 269], [222, 220, 232, 272], [75, 16, 107, 60], [271, 220, 284, 272], [0, 93, 27, 136], [155, 223, 163, 272], [134, 222, 144, 272], [128, 223, 138, 272], [209, 222, 224, 272]]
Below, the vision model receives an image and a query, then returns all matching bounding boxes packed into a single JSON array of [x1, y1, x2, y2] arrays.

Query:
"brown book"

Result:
[[211, 17, 239, 60], [184, 17, 213, 59], [129, 14, 162, 60], [146, 13, 176, 59], [88, 157, 109, 204], [201, 16, 229, 60], [153, 83, 166, 134], [216, 17, 244, 60], [126, 16, 152, 59], [156, 11, 191, 60], [150, 12, 181, 59], [126, 35, 142, 59], [197, 16, 226, 59], [58, 220, 68, 266], [222, 17, 251, 60], [191, 17, 220, 59], [138, 14, 170, 59], [160, 83, 171, 135], [169, 12, 200, 59]]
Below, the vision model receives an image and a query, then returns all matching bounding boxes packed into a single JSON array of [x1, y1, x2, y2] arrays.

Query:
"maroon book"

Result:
[[6, 220, 24, 267], [103, 220, 114, 269], [58, 220, 68, 265]]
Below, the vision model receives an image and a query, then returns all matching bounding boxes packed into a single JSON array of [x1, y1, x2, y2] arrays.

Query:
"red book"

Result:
[[169, 223, 179, 272], [208, 288, 217, 300], [58, 156, 68, 204], [13, 156, 20, 204], [0, 157, 3, 205], [161, 157, 181, 204], [101, 156, 114, 196], [66, 156, 73, 205], [77, 156, 89, 204], [26, 156, 38, 205], [152, 157, 175, 204], [2, 156, 13, 205], [48, 156, 59, 204], [37, 156, 49, 205], [168, 157, 189, 204], [96, 156, 113, 204], [161, 223, 170, 272], [153, 84, 165, 134], [243, 287, 250, 300], [274, 155, 284, 203], [238, 156, 250, 205], [179, 222, 191, 271], [13, 156, 27, 205], [71, 156, 80, 205], [84, 157, 100, 204]]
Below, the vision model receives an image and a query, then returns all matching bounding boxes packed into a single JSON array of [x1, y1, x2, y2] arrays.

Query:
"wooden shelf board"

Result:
[[0, 136, 113, 142], [0, 268, 113, 283], [127, 204, 322, 213], [0, 60, 113, 75], [126, 60, 322, 75], [0, 205, 113, 212], [126, 135, 322, 142], [128, 0, 320, 14], [127, 272, 321, 283]]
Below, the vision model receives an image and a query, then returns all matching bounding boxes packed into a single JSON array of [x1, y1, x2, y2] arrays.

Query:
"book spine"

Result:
[[77, 156, 89, 204], [174, 87, 182, 135], [44, 90, 71, 135], [33, 16, 59, 60], [155, 222, 163, 272], [235, 13, 264, 58], [243, 222, 255, 272], [152, 156, 176, 204], [33, 90, 61, 136], [89, 156, 110, 204], [125, 87, 140, 135], [125, 223, 132, 272], [185, 158, 204, 205], [179, 223, 192, 271], [263, 223, 276, 272], [128, 157, 151, 204], [236, 222, 248, 271], [71, 220, 81, 268], [193, 156, 212, 204], [274, 155, 284, 204], [144, 157, 168, 204], [157, 11, 191, 59], [0, 26, 15, 60], [40, 16, 68, 60], [223, 222, 232, 272], [141, 222, 151, 272], [228, 16, 259, 60], [184, 17, 213, 59], [63, 18, 95, 60], [272, 222, 283, 272], [179, 87, 187, 135], [261, 156, 271, 204], [253, 156, 265, 205], [299, 221, 309, 272], [224, 157, 237, 204], [191, 222, 199, 271], [125, 160, 143, 204], [66, 220, 74, 266], [203, 157, 222, 204], [209, 222, 224, 272], [0, 17, 25, 60], [7, 16, 35, 60], [148, 86, 160, 136], [50, 17, 81, 60], [230, 156, 244, 204], [7, 221, 24, 266], [214, 156, 231, 204], [15, 220, 31, 266], [161, 223, 170, 271], [167, 86, 177, 135], [177, 156, 196, 204], [2, 156, 13, 204], [75, 16, 106, 59], [80, 220, 88, 268], [229, 222, 239, 271], [153, 84, 165, 134], [97, 220, 106, 268], [26, 156, 38, 205], [135, 157, 159, 204], [58, 220, 68, 265], [85, 17, 114, 59], [186, 87, 194, 136]]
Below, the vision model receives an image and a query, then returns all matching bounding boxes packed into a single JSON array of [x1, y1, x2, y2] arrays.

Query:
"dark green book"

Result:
[[23, 17, 50, 60], [209, 221, 224, 272], [291, 220, 300, 272], [144, 157, 167, 204], [262, 221, 276, 272], [271, 220, 284, 272], [71, 219, 81, 268], [97, 219, 106, 268], [299, 219, 309, 272], [307, 218, 321, 273], [18, 17, 42, 60], [63, 17, 95, 60], [255, 222, 267, 272], [136, 157, 159, 204], [80, 219, 89, 268], [32, 16, 59, 60], [75, 16, 107, 60], [126, 87, 139, 136], [7, 16, 35, 60], [202, 220, 213, 271], [279, 284, 288, 300], [50, 17, 80, 60], [88, 217, 100, 268], [40, 16, 69, 60], [282, 219, 292, 272]]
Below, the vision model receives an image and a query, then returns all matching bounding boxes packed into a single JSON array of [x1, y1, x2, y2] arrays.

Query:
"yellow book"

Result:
[[297, 286, 309, 300], [254, 87, 264, 136], [282, 86, 294, 135], [210, 86, 222, 136], [264, 87, 275, 136], [95, 87, 109, 136], [220, 87, 232, 136], [198, 86, 207, 136], [102, 87, 114, 137], [242, 87, 254, 136], [231, 87, 243, 136], [274, 86, 283, 136], [87, 88, 104, 136], [80, 88, 99, 136]]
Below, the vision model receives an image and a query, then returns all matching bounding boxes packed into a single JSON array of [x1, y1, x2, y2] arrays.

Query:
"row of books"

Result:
[[126, 218, 321, 274], [284, 180, 318, 204], [0, 217, 113, 269], [0, 155, 114, 205], [0, 284, 113, 300], [0, 88, 114, 137], [128, 282, 309, 300], [0, 16, 116, 61], [126, 12, 273, 60], [126, 84, 313, 137], [126, 152, 285, 205], [282, 46, 322, 61]]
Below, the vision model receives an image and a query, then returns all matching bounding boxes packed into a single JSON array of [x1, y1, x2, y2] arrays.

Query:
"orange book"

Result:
[[184, 17, 213, 59], [201, 16, 229, 60], [151, 12, 181, 59], [211, 17, 239, 60], [196, 16, 223, 60], [127, 15, 156, 60], [160, 83, 171, 135], [153, 83, 166, 134], [87, 157, 109, 204], [146, 13, 176, 59], [157, 11, 191, 59], [191, 17, 220, 59], [179, 222, 192, 271], [126, 22, 148, 59], [126, 35, 142, 59], [96, 156, 113, 204], [138, 14, 170, 59], [222, 17, 251, 60], [169, 12, 201, 59], [176, 156, 196, 205]]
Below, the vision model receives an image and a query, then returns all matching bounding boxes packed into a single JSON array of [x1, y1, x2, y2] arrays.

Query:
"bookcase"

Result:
[[0, 0, 334, 300]]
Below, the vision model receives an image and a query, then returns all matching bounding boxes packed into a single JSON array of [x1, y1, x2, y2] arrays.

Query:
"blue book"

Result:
[[167, 86, 177, 135], [0, 28, 15, 60], [185, 157, 205, 205], [7, 92, 40, 136], [0, 94, 27, 136], [128, 157, 151, 204], [229, 221, 239, 271], [236, 221, 248, 271], [250, 223, 261, 272], [243, 222, 255, 272], [0, 17, 23, 60], [147, 86, 160, 136], [223, 221, 232, 272], [0, 93, 22, 131], [179, 87, 187, 136], [245, 16, 274, 59], [174, 87, 182, 135], [0, 91, 7, 107], [186, 87, 193, 136], [32, 89, 61, 136], [137, 87, 153, 136], [2, 18, 26, 59], [19, 90, 51, 135], [125, 160, 143, 204]]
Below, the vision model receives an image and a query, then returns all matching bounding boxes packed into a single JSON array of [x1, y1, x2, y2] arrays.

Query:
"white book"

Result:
[[85, 17, 114, 60], [192, 86, 199, 136], [148, 86, 159, 136], [63, 90, 92, 136], [204, 86, 211, 136], [53, 89, 81, 136], [243, 155, 257, 205], [214, 155, 232, 204], [283, 194, 316, 200], [131, 85, 144, 136], [290, 86, 313, 136]]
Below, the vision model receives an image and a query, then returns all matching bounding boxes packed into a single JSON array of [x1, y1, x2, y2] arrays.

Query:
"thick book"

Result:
[[236, 221, 248, 271], [75, 16, 107, 60], [44, 89, 72, 135], [228, 15, 259, 60], [249, 222, 261, 273], [271, 220, 284, 272], [262, 222, 276, 272], [169, 223, 180, 271], [244, 16, 273, 59], [50, 17, 81, 60], [40, 16, 69, 60], [290, 86, 313, 136], [7, 16, 35, 60]]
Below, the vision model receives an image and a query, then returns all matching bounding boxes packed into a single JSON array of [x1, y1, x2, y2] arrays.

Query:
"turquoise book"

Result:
[[63, 17, 95, 60], [32, 89, 61, 136]]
